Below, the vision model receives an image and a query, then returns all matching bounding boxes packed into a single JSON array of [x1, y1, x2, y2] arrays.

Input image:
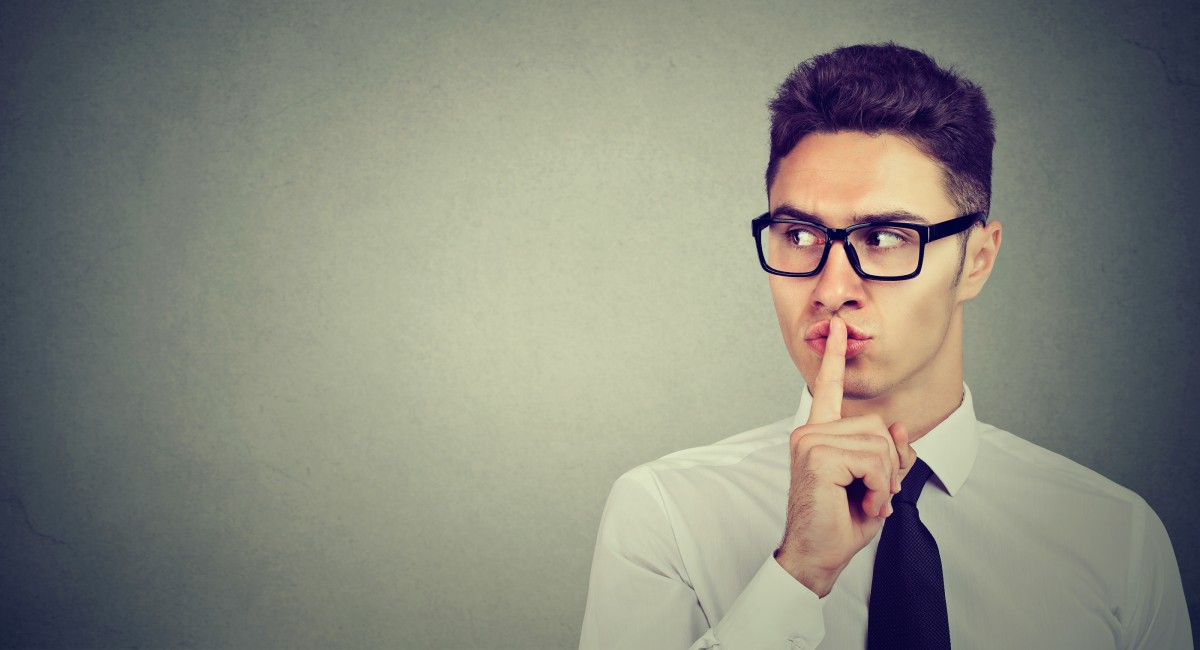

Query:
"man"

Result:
[[579, 43, 1191, 649]]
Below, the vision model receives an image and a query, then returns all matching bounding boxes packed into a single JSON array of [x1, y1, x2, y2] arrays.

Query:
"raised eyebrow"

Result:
[[770, 205, 931, 225], [854, 211, 931, 225], [770, 205, 822, 222]]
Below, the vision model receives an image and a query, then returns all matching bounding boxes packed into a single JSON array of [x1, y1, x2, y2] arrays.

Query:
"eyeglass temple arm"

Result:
[[926, 212, 987, 241], [751, 213, 770, 237]]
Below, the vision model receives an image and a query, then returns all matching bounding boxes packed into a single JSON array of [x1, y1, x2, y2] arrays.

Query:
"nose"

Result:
[[811, 243, 864, 313]]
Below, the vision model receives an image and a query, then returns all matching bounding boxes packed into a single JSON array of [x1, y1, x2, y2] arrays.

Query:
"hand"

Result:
[[774, 316, 916, 597]]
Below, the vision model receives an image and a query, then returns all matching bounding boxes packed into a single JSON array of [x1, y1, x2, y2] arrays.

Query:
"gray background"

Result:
[[2, 1, 1197, 648]]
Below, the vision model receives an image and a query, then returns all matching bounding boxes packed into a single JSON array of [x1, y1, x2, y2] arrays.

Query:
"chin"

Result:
[[841, 375, 885, 401]]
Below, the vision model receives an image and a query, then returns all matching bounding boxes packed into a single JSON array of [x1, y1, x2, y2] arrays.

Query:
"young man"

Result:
[[580, 43, 1191, 649]]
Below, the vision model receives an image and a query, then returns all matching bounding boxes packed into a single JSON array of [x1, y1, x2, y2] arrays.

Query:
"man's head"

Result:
[[766, 42, 994, 219], [762, 44, 1002, 426]]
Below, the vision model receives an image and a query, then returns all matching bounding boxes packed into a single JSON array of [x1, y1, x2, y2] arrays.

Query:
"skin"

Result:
[[769, 131, 1002, 597]]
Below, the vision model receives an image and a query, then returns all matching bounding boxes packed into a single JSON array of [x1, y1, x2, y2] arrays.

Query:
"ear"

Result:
[[957, 220, 1002, 302]]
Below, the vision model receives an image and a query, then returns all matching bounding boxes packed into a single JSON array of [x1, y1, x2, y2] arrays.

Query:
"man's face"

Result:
[[768, 131, 978, 402]]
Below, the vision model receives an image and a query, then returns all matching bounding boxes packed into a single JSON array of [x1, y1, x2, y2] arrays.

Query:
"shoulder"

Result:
[[604, 416, 793, 526], [974, 420, 1145, 507], [954, 423, 1191, 646], [617, 416, 793, 487]]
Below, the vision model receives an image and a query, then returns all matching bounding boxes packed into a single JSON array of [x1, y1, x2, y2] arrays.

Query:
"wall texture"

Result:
[[2, 1, 1197, 648]]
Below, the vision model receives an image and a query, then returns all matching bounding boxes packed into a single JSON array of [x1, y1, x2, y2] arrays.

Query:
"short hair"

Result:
[[765, 43, 995, 217]]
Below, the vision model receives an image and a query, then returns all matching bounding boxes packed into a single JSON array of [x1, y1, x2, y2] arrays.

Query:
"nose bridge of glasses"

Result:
[[823, 234, 859, 271], [826, 228, 862, 266], [810, 237, 865, 309], [825, 226, 852, 243]]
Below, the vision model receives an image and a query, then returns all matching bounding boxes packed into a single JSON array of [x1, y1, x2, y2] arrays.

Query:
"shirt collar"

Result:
[[791, 384, 980, 496]]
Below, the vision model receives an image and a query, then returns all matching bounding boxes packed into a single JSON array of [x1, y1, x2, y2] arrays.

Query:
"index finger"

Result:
[[806, 316, 846, 425]]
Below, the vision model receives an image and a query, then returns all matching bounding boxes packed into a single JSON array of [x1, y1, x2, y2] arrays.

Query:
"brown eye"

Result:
[[862, 228, 915, 250], [781, 225, 823, 248]]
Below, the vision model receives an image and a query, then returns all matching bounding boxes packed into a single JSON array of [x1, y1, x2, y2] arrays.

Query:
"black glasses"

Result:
[[751, 212, 985, 281]]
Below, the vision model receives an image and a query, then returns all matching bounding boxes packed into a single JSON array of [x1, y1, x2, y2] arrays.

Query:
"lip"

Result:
[[804, 319, 872, 359]]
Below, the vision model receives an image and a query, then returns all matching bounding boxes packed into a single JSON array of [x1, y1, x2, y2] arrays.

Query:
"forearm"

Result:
[[581, 554, 826, 650], [581, 469, 827, 649]]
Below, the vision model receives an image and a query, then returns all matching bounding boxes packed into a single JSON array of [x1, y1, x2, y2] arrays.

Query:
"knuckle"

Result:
[[807, 442, 833, 459], [870, 454, 885, 473], [854, 434, 888, 454], [803, 443, 842, 470], [790, 425, 814, 449]]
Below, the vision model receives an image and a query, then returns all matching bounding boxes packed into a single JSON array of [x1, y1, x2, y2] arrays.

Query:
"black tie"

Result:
[[867, 458, 951, 650]]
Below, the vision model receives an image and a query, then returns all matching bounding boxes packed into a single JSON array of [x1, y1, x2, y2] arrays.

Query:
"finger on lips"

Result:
[[806, 316, 846, 425], [798, 315, 905, 518]]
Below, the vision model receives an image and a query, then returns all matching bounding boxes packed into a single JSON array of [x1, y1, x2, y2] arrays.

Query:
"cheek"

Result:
[[768, 277, 815, 365], [890, 282, 957, 346], [876, 276, 955, 336], [768, 277, 811, 331]]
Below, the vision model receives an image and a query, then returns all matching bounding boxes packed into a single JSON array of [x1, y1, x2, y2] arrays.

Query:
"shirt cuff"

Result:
[[710, 555, 825, 649]]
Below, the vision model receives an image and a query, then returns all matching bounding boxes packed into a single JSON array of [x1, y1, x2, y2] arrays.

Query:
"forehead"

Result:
[[769, 132, 955, 224]]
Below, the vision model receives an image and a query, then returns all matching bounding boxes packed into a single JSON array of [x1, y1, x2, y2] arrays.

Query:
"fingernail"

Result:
[[883, 502, 893, 517]]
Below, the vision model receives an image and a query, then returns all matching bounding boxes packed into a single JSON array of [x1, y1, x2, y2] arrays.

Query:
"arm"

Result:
[[580, 318, 912, 648], [1120, 499, 1192, 649], [775, 316, 914, 596], [579, 467, 826, 650]]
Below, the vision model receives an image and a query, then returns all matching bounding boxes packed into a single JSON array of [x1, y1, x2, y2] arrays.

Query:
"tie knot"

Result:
[[895, 458, 934, 505]]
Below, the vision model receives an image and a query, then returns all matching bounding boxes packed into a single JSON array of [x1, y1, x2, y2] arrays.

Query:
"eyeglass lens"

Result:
[[760, 222, 922, 277]]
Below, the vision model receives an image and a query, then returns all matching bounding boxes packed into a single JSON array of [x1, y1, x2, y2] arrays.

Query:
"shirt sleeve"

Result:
[[579, 467, 826, 650], [1119, 498, 1192, 649]]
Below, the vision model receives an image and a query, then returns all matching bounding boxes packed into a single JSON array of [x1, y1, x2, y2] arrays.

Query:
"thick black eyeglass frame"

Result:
[[751, 212, 986, 281]]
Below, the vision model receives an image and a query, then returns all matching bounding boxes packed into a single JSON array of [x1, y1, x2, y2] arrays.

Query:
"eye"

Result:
[[862, 227, 915, 249], [780, 224, 824, 248]]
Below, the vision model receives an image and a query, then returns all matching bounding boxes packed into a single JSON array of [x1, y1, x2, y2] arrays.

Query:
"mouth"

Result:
[[803, 319, 872, 359]]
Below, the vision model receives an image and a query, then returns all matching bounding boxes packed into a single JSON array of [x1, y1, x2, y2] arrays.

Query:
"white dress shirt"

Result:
[[580, 386, 1191, 649]]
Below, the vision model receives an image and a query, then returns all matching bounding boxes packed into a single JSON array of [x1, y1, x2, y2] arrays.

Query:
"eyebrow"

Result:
[[771, 203, 932, 225]]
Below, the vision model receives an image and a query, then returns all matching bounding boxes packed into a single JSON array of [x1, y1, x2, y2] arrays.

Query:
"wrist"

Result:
[[773, 546, 840, 598]]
